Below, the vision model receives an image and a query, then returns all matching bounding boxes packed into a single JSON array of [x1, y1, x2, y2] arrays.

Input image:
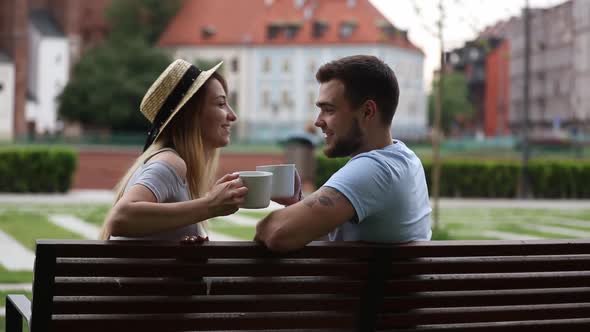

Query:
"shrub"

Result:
[[0, 146, 78, 193], [316, 155, 590, 198]]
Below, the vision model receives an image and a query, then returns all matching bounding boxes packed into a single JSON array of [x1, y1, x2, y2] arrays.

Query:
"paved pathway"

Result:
[[0, 230, 34, 271], [49, 215, 102, 239], [0, 283, 32, 291], [481, 230, 542, 240], [48, 214, 241, 241], [1, 190, 589, 209], [522, 223, 590, 238]]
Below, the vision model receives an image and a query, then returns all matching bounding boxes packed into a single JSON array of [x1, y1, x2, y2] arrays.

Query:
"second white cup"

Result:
[[237, 171, 273, 209], [256, 164, 295, 198]]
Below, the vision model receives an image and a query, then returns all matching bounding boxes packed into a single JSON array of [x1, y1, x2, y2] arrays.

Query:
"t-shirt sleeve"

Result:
[[128, 161, 182, 203], [323, 155, 397, 223]]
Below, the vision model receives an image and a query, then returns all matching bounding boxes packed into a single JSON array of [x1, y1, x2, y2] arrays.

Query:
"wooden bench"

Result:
[[5, 239, 590, 331]]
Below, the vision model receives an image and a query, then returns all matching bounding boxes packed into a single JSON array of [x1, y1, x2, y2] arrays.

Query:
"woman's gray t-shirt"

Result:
[[111, 153, 206, 240]]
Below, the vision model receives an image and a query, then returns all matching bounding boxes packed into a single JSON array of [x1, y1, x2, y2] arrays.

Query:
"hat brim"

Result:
[[151, 61, 223, 144]]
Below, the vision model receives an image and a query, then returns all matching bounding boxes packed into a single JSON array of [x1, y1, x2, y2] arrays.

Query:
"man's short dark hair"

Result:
[[315, 55, 399, 125]]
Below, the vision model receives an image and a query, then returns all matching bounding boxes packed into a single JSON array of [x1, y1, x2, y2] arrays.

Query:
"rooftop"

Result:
[[30, 9, 65, 38], [159, 0, 422, 53]]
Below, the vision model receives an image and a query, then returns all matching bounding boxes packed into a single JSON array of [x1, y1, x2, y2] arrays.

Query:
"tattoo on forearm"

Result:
[[304, 188, 342, 208]]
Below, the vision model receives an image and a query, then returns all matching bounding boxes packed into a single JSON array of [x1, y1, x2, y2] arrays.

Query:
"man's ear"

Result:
[[362, 100, 378, 121]]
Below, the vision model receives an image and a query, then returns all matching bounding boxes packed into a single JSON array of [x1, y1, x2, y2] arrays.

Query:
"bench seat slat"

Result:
[[50, 304, 590, 330], [52, 288, 590, 314], [54, 258, 371, 277], [205, 272, 590, 294], [55, 277, 207, 296], [377, 303, 590, 327], [53, 255, 590, 278], [51, 311, 355, 330], [387, 318, 590, 332], [43, 239, 590, 259]]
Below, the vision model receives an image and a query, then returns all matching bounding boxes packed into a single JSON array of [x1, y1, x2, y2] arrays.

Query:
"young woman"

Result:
[[100, 59, 247, 240]]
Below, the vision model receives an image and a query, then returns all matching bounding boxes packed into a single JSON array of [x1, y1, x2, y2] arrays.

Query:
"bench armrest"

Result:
[[6, 295, 31, 332]]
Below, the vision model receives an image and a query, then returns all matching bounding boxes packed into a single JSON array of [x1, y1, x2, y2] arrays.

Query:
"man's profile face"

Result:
[[314, 79, 364, 158]]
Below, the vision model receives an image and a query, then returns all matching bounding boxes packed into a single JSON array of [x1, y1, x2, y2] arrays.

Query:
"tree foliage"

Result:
[[58, 0, 180, 131], [58, 39, 170, 131], [106, 0, 181, 45], [428, 73, 476, 135]]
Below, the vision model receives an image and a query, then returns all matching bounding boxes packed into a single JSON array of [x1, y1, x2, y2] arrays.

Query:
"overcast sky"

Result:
[[369, 0, 568, 89]]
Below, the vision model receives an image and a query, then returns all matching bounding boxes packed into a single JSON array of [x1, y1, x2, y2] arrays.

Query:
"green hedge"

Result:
[[316, 155, 590, 198], [0, 146, 78, 193]]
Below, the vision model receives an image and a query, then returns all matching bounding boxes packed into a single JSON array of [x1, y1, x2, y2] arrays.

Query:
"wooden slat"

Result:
[[206, 272, 590, 295], [208, 276, 363, 295], [391, 255, 590, 274], [53, 294, 359, 314], [376, 303, 590, 327], [54, 258, 370, 277], [384, 271, 590, 293], [53, 255, 590, 278], [389, 318, 590, 332], [54, 277, 207, 296], [51, 312, 356, 331], [381, 287, 590, 310], [52, 287, 590, 315], [40, 239, 590, 259]]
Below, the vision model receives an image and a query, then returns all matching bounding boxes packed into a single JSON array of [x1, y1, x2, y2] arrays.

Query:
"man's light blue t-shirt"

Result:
[[324, 140, 432, 243]]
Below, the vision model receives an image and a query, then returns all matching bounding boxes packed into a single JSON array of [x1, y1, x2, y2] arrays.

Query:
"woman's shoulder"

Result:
[[147, 150, 187, 181]]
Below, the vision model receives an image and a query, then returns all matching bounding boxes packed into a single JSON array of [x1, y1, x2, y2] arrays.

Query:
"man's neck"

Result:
[[351, 128, 393, 157]]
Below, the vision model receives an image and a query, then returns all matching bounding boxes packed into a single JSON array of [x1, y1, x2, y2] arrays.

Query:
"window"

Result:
[[285, 24, 300, 39], [263, 91, 270, 107], [267, 24, 281, 40], [263, 57, 271, 72], [282, 59, 290, 73], [231, 58, 239, 73], [339, 22, 356, 39], [312, 21, 328, 39], [202, 26, 216, 39], [282, 90, 292, 107]]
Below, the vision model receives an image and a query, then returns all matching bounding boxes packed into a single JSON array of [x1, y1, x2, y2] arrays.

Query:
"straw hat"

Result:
[[140, 59, 223, 151]]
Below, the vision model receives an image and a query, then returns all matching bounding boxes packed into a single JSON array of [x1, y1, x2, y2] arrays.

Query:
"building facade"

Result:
[[26, 9, 70, 135], [505, 0, 589, 137], [0, 0, 108, 140], [572, 0, 590, 132], [159, 0, 427, 143], [0, 51, 15, 140]]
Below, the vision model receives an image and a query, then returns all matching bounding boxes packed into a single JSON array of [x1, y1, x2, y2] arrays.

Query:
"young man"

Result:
[[255, 55, 431, 252]]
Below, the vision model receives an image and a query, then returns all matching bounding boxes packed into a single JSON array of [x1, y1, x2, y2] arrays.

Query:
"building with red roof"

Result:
[[158, 0, 427, 142]]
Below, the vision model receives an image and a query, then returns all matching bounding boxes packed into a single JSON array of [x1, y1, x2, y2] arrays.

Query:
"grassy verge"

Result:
[[238, 210, 270, 219], [0, 266, 32, 284], [0, 209, 83, 250], [207, 220, 255, 240]]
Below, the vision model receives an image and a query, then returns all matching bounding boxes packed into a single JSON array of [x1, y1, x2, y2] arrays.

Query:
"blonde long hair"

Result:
[[99, 73, 227, 240]]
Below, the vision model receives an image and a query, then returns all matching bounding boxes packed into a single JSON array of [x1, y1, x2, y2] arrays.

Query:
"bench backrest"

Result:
[[31, 239, 590, 331]]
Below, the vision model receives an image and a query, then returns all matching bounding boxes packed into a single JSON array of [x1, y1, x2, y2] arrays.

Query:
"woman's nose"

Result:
[[227, 106, 237, 121]]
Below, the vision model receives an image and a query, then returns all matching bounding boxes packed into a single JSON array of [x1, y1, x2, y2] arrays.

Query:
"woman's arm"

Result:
[[105, 173, 246, 237]]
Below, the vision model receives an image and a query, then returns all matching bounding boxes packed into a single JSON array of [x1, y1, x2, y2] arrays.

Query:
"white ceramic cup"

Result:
[[256, 164, 295, 198], [237, 171, 273, 209]]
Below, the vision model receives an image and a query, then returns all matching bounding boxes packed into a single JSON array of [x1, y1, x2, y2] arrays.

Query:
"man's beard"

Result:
[[324, 119, 364, 158]]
